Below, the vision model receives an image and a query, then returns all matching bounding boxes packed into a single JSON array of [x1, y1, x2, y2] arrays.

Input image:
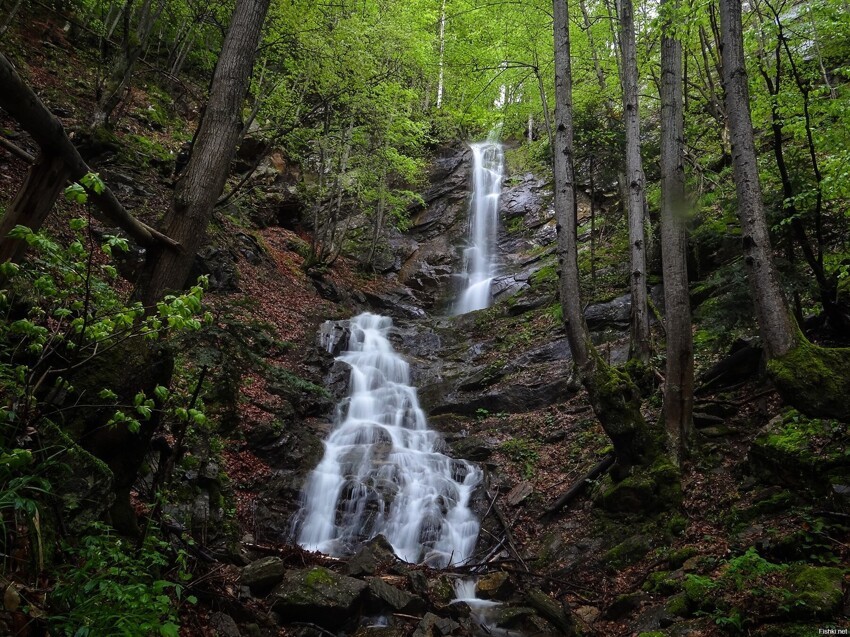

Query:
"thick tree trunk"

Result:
[[0, 53, 178, 255], [552, 0, 663, 479], [617, 0, 651, 363], [137, 0, 271, 306], [659, 0, 694, 462], [718, 0, 797, 359], [0, 154, 71, 264]]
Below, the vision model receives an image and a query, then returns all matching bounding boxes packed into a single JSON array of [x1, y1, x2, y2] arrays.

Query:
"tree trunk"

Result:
[[718, 0, 797, 359], [0, 154, 71, 265], [659, 0, 694, 462], [137, 0, 271, 306], [617, 0, 651, 363], [436, 0, 447, 108], [552, 0, 663, 479]]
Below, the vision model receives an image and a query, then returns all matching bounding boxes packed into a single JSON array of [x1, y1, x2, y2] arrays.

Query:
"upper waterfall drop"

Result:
[[455, 138, 505, 315], [296, 313, 481, 568]]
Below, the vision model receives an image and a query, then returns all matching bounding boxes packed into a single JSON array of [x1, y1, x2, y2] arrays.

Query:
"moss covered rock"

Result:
[[270, 567, 368, 628], [785, 565, 845, 619], [767, 338, 850, 421], [749, 410, 850, 491], [599, 458, 681, 515], [603, 534, 652, 569]]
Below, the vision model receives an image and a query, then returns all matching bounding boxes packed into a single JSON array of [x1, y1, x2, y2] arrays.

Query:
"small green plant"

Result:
[[475, 408, 490, 421], [49, 523, 194, 636], [500, 438, 540, 479]]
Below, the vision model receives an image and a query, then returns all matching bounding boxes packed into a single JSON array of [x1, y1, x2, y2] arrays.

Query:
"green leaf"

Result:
[[98, 389, 118, 401], [64, 182, 88, 204]]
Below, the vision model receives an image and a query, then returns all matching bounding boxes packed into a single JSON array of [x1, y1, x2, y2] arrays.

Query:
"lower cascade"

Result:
[[295, 312, 482, 567]]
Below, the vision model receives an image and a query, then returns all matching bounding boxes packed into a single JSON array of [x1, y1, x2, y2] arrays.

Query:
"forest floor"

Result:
[[2, 12, 849, 637]]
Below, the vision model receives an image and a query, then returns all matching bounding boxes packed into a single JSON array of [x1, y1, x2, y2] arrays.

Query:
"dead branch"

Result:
[[540, 453, 616, 520]]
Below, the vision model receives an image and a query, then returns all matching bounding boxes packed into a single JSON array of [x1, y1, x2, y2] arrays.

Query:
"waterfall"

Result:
[[296, 313, 481, 567], [455, 138, 504, 315]]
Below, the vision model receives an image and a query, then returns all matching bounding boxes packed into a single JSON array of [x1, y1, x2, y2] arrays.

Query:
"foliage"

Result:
[[49, 523, 195, 636]]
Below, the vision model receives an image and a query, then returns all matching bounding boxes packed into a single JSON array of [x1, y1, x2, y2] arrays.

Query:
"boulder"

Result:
[[367, 577, 426, 614], [346, 535, 399, 577], [241, 556, 287, 596], [270, 567, 368, 628], [786, 566, 845, 618], [209, 612, 241, 637], [413, 612, 460, 637], [584, 294, 631, 330], [476, 571, 514, 600]]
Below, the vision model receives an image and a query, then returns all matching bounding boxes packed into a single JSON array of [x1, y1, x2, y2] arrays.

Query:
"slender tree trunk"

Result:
[[552, 0, 661, 479], [617, 0, 650, 362], [137, 0, 271, 306], [0, 154, 71, 265], [436, 0, 447, 108], [0, 0, 23, 38], [93, 0, 166, 126], [533, 63, 554, 150], [660, 0, 693, 462], [718, 0, 796, 358]]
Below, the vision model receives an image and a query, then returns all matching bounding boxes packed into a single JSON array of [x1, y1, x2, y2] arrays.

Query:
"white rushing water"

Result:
[[455, 139, 505, 315], [296, 313, 481, 567]]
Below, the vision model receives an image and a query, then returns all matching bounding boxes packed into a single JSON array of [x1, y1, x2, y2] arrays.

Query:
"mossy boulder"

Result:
[[599, 458, 681, 515], [664, 593, 690, 618], [270, 567, 368, 628], [785, 565, 845, 619], [602, 534, 652, 569], [749, 410, 850, 491], [643, 570, 683, 595], [767, 338, 850, 421]]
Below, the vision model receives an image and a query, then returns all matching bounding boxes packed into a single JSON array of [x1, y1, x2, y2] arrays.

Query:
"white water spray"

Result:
[[455, 138, 504, 314], [296, 313, 481, 567]]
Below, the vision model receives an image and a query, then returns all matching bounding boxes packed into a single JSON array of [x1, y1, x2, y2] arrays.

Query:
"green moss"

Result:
[[637, 632, 665, 637], [600, 456, 681, 515], [682, 574, 719, 611], [643, 570, 681, 595], [750, 409, 850, 489], [602, 534, 652, 569], [785, 566, 845, 617], [664, 592, 690, 617], [304, 567, 336, 587], [767, 336, 850, 421], [530, 264, 558, 287], [666, 546, 698, 569]]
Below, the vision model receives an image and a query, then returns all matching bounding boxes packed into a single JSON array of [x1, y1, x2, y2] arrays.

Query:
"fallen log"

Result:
[[0, 52, 180, 258], [540, 453, 616, 520]]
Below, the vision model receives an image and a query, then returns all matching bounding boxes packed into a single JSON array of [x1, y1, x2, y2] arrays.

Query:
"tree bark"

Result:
[[137, 0, 271, 306], [0, 53, 178, 254], [718, 0, 797, 359], [0, 154, 71, 264], [552, 0, 661, 477], [617, 0, 651, 363], [660, 0, 694, 462]]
